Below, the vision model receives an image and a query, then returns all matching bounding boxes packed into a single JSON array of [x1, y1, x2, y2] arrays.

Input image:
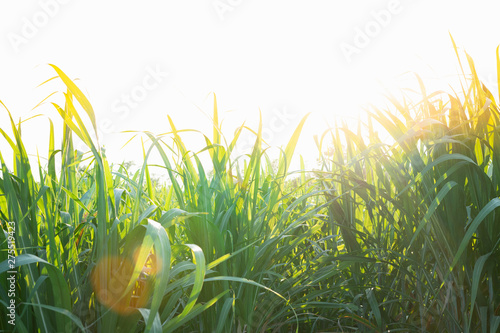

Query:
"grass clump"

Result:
[[0, 43, 499, 332]]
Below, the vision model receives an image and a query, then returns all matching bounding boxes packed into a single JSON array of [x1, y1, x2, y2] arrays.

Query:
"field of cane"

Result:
[[1, 44, 500, 332]]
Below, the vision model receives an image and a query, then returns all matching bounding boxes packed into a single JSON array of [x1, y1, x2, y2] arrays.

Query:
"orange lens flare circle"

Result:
[[91, 256, 152, 315]]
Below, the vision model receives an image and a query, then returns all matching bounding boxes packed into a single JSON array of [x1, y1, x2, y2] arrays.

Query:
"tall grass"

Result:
[[314, 40, 500, 331], [0, 42, 499, 332]]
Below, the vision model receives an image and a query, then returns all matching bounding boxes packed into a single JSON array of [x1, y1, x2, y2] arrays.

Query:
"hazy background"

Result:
[[1, 0, 499, 172]]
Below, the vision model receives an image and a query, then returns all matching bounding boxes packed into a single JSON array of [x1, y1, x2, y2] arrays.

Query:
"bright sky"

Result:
[[1, 0, 499, 172]]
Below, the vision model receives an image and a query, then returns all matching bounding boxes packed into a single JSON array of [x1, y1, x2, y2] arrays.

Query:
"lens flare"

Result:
[[91, 255, 153, 315]]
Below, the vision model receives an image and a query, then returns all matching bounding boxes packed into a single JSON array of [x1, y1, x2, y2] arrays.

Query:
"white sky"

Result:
[[1, 0, 499, 173]]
